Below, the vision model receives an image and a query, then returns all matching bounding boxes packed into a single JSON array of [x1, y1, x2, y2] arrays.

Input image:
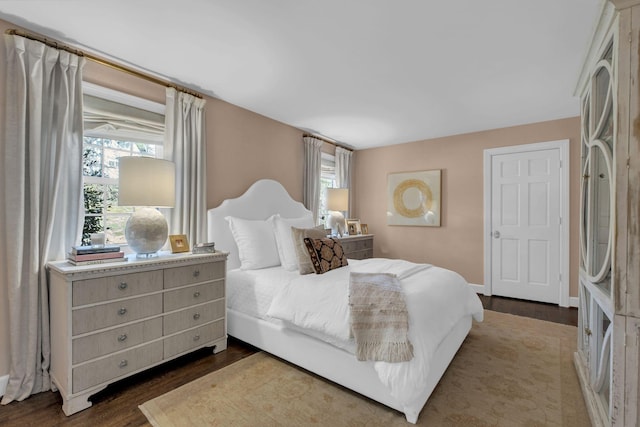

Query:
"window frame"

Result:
[[81, 83, 165, 245]]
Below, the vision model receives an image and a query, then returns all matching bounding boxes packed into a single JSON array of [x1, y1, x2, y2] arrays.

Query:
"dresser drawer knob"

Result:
[[193, 334, 200, 341], [193, 313, 201, 320], [118, 307, 127, 316], [193, 270, 200, 278], [119, 360, 128, 368], [193, 291, 201, 298], [119, 282, 128, 290], [117, 334, 128, 342]]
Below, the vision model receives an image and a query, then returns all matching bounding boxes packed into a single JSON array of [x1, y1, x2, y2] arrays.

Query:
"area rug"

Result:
[[139, 311, 589, 426]]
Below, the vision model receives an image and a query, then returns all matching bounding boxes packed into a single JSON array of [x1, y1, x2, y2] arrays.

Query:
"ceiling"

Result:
[[0, 1, 602, 149]]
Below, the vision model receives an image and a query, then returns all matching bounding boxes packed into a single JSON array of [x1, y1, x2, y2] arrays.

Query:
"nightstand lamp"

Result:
[[118, 157, 175, 257], [326, 187, 348, 237]]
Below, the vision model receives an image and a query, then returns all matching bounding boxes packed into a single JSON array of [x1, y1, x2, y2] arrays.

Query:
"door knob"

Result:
[[493, 231, 501, 239]]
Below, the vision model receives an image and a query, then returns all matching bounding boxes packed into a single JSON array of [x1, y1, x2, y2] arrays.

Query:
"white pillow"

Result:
[[272, 214, 315, 270], [226, 215, 280, 270]]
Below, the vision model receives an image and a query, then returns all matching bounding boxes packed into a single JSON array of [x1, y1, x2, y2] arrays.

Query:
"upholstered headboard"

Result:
[[207, 179, 311, 270]]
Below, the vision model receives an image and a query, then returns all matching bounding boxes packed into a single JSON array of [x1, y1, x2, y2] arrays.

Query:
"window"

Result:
[[318, 152, 336, 225], [82, 137, 162, 245], [81, 83, 165, 245]]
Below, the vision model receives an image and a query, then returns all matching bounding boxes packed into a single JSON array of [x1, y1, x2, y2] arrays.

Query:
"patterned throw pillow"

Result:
[[291, 225, 329, 274], [303, 237, 348, 274]]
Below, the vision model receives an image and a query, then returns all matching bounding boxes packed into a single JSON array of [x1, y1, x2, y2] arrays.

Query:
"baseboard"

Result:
[[470, 284, 578, 308], [469, 283, 485, 294], [0, 374, 8, 397]]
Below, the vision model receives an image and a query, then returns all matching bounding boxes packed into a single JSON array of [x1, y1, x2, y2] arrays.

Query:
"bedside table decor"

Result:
[[118, 157, 176, 257], [326, 187, 349, 236], [169, 234, 189, 253], [346, 218, 361, 235], [193, 242, 216, 254]]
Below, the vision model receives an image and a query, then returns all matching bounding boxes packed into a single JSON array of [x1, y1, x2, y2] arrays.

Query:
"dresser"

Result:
[[336, 234, 373, 259], [47, 251, 227, 415]]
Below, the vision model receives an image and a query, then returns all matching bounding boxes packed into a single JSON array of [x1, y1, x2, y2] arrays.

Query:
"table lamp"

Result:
[[326, 187, 348, 236], [118, 157, 175, 257]]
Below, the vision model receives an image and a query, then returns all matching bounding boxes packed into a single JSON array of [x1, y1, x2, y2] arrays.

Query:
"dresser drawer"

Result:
[[163, 300, 225, 335], [72, 270, 163, 306], [342, 238, 372, 252], [72, 294, 163, 335], [72, 341, 163, 393], [164, 281, 225, 312], [163, 261, 225, 289], [72, 318, 162, 364], [163, 320, 225, 359], [340, 240, 356, 253], [347, 249, 373, 260]]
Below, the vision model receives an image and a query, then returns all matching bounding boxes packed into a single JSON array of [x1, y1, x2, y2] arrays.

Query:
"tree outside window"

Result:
[[82, 137, 162, 245]]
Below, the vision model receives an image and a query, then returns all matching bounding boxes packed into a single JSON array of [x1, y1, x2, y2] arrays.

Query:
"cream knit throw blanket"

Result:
[[349, 272, 414, 362]]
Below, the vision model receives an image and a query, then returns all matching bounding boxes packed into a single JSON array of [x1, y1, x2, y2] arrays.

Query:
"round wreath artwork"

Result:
[[393, 179, 433, 218]]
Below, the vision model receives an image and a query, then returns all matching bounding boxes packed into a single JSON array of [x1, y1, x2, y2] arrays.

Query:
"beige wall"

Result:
[[354, 117, 581, 297], [0, 17, 305, 380]]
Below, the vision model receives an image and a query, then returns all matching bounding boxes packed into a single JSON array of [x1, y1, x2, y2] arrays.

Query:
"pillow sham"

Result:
[[272, 214, 315, 270], [303, 237, 348, 274], [226, 215, 280, 270], [291, 226, 328, 274]]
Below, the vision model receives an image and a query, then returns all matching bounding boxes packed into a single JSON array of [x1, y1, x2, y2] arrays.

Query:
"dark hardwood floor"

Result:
[[478, 294, 578, 326], [0, 295, 578, 426]]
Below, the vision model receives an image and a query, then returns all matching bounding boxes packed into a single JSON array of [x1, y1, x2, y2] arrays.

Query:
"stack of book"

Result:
[[68, 245, 126, 266]]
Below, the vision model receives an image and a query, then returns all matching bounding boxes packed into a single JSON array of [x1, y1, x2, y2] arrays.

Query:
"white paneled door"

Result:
[[488, 145, 563, 304]]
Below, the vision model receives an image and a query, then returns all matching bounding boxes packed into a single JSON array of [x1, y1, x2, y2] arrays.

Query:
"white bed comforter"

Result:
[[266, 258, 484, 404]]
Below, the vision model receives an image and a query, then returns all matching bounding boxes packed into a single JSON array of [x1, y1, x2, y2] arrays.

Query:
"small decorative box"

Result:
[[192, 242, 216, 254]]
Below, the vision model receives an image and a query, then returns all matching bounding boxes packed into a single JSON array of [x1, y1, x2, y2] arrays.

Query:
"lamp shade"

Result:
[[118, 157, 175, 256], [326, 188, 349, 211], [118, 157, 175, 207]]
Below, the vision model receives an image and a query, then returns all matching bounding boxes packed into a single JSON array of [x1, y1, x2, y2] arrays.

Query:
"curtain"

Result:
[[303, 136, 323, 224], [0, 35, 85, 403], [164, 87, 207, 247], [335, 146, 354, 215]]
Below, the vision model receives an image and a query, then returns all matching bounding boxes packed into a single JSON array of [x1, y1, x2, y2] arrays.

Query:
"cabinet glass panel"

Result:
[[578, 283, 591, 358], [580, 95, 590, 272], [593, 308, 612, 415], [579, 38, 614, 298], [589, 144, 612, 292]]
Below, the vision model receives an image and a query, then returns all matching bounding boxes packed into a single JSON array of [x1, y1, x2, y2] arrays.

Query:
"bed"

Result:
[[207, 179, 483, 423]]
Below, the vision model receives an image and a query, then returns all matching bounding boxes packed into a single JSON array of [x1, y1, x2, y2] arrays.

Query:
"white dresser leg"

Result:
[[61, 392, 93, 416]]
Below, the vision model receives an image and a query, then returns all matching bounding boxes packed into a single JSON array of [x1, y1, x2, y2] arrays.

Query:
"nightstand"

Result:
[[336, 234, 374, 259]]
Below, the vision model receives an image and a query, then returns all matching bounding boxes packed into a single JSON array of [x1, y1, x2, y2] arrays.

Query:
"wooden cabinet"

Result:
[[47, 251, 227, 416], [576, 2, 640, 425], [336, 234, 373, 259]]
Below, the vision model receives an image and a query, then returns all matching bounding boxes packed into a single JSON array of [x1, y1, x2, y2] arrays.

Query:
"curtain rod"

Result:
[[302, 133, 353, 151], [5, 28, 203, 99]]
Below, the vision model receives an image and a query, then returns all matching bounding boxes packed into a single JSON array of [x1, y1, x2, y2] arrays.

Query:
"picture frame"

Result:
[[360, 224, 369, 235], [346, 218, 361, 235], [387, 169, 441, 226], [169, 234, 190, 253]]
